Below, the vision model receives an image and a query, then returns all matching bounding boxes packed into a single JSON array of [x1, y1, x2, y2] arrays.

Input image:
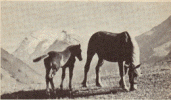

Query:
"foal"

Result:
[[33, 44, 82, 95]]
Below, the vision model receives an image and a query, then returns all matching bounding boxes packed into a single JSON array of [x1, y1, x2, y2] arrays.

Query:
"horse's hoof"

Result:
[[96, 83, 103, 87], [119, 83, 127, 91], [130, 84, 137, 91], [69, 86, 72, 91], [81, 81, 87, 87], [53, 90, 56, 94], [123, 88, 129, 92], [69, 88, 72, 91], [130, 88, 136, 91], [46, 90, 50, 96], [60, 85, 63, 90], [119, 82, 122, 87], [82, 84, 87, 87], [121, 85, 129, 92], [46, 92, 50, 96]]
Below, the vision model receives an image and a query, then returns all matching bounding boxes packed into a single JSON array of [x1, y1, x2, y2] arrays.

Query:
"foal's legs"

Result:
[[49, 78, 56, 94], [60, 67, 66, 90], [82, 54, 94, 87], [118, 61, 129, 91], [45, 69, 50, 95], [46, 68, 56, 95], [69, 65, 74, 90], [95, 58, 104, 87]]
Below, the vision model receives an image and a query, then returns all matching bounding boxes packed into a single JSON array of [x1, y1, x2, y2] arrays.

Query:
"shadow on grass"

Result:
[[1, 87, 124, 99]]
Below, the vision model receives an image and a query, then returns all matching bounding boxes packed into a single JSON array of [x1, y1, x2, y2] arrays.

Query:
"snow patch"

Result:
[[18, 27, 79, 54]]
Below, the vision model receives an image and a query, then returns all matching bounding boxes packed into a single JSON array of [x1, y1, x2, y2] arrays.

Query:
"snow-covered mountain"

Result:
[[13, 27, 80, 64]]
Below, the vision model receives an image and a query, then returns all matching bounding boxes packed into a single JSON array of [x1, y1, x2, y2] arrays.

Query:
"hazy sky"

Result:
[[1, 2, 171, 53]]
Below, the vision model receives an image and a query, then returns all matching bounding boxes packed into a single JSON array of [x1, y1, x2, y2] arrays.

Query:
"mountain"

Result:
[[1, 48, 44, 84], [13, 27, 80, 65], [136, 16, 171, 63]]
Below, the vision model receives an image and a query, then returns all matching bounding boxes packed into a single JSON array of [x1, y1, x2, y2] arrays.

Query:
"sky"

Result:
[[1, 2, 171, 53]]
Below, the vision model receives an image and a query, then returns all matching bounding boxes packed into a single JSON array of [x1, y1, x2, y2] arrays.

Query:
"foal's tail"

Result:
[[33, 55, 48, 62]]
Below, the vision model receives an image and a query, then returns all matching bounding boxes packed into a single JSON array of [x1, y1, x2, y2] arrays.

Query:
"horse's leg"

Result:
[[118, 61, 129, 91], [60, 67, 66, 90], [45, 69, 50, 96], [119, 61, 124, 86], [95, 58, 104, 87], [69, 65, 74, 90], [82, 54, 94, 87], [124, 61, 129, 74], [49, 78, 56, 94], [129, 73, 137, 91], [124, 66, 128, 74]]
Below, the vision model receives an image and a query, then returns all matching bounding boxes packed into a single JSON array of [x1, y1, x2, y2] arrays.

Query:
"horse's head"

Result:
[[69, 44, 83, 61], [128, 63, 141, 81]]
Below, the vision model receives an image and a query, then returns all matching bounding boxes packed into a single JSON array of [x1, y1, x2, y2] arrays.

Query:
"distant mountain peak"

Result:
[[13, 27, 80, 64]]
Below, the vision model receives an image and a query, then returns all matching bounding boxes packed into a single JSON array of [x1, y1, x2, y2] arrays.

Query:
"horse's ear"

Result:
[[135, 64, 141, 69], [79, 44, 81, 47]]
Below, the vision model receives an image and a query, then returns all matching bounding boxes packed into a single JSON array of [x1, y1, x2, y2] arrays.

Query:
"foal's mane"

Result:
[[64, 44, 79, 51]]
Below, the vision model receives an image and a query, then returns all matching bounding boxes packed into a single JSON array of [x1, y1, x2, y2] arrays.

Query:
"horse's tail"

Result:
[[33, 55, 48, 62]]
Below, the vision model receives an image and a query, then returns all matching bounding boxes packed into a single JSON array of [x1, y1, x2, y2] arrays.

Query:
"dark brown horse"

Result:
[[33, 44, 82, 95], [81, 31, 141, 91]]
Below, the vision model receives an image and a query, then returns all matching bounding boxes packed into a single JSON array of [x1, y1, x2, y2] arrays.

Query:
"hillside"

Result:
[[136, 15, 171, 63], [1, 68, 26, 94], [1, 48, 44, 84]]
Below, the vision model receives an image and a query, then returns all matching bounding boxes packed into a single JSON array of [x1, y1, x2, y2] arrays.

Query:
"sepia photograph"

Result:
[[1, 1, 171, 99]]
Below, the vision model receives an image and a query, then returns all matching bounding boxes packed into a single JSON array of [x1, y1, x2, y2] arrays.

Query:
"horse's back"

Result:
[[44, 51, 61, 68], [87, 31, 131, 61], [89, 31, 128, 46], [48, 51, 59, 57]]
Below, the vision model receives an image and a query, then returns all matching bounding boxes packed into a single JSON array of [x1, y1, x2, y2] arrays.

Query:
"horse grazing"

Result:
[[81, 31, 141, 91], [33, 44, 82, 95]]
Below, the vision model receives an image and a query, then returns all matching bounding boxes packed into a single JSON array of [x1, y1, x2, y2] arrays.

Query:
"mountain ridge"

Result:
[[136, 15, 171, 63], [13, 28, 80, 65]]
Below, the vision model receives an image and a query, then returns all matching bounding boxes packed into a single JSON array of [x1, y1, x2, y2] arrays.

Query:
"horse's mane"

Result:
[[125, 31, 134, 63]]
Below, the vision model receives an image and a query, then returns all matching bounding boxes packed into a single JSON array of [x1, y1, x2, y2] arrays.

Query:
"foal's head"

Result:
[[69, 44, 83, 61]]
